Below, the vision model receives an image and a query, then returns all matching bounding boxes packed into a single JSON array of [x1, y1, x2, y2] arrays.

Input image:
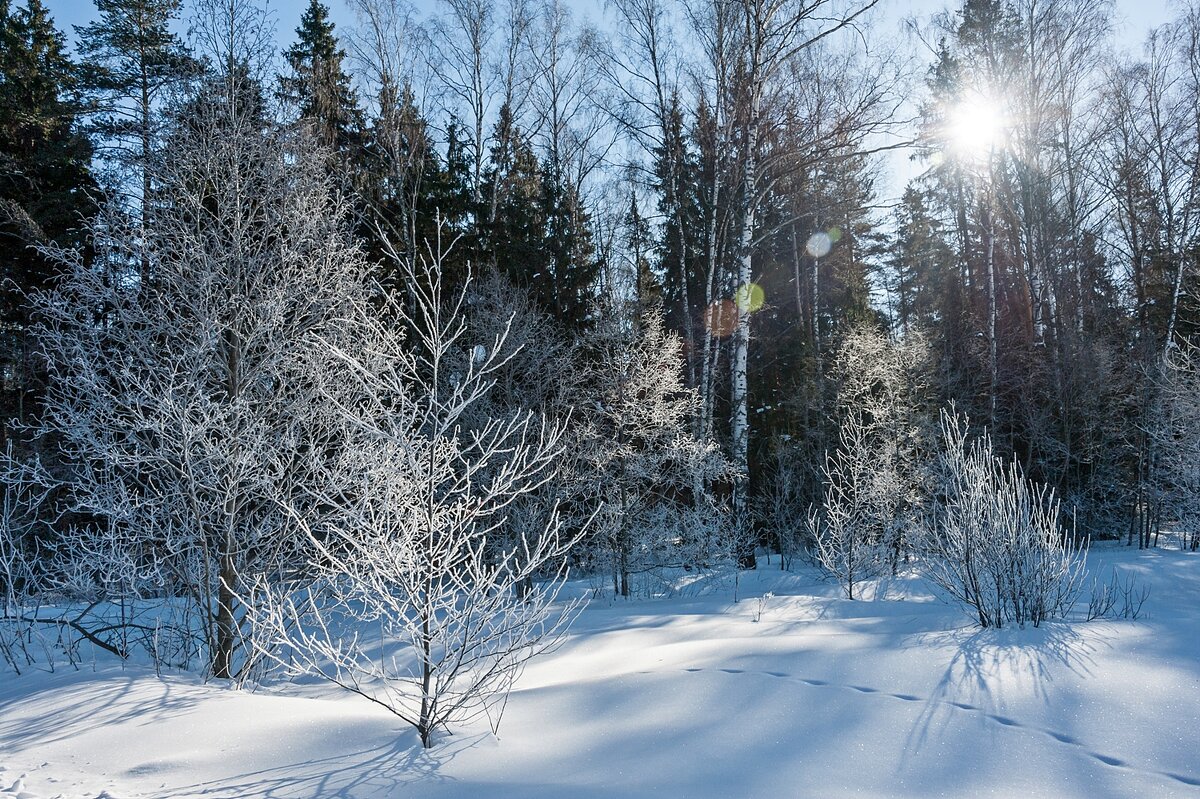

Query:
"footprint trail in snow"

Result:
[[657, 665, 1200, 790]]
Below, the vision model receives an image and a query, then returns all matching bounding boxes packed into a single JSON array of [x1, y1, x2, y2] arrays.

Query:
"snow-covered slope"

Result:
[[2, 545, 1198, 798]]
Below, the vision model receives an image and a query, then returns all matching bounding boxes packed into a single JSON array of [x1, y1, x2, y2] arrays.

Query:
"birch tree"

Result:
[[726, 0, 882, 525]]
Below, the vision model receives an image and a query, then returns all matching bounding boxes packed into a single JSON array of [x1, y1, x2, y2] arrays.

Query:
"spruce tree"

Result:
[[483, 104, 547, 303], [278, 0, 361, 162], [0, 0, 96, 433], [654, 92, 703, 366], [540, 163, 597, 329], [626, 194, 660, 310], [887, 186, 955, 335], [361, 81, 460, 285]]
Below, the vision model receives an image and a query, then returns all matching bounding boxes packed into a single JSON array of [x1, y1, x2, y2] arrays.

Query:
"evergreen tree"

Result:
[[626, 194, 660, 310], [361, 81, 460, 285], [442, 116, 478, 256], [75, 0, 195, 207], [482, 103, 547, 302], [0, 0, 96, 434], [654, 92, 703, 372], [886, 186, 954, 334], [540, 162, 598, 329], [278, 0, 361, 163]]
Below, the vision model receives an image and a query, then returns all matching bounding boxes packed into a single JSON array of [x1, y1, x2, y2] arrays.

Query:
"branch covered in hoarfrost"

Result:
[[251, 223, 588, 747]]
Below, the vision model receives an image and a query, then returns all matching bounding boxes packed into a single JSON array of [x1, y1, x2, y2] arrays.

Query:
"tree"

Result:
[[921, 410, 1087, 628], [522, 0, 609, 329], [482, 103, 546, 294], [808, 407, 892, 600], [0, 0, 96, 437], [1150, 345, 1200, 551], [29, 67, 370, 679], [808, 326, 933, 598], [427, 0, 496, 224], [278, 0, 362, 164], [252, 230, 585, 747], [582, 309, 733, 597], [362, 81, 461, 280], [725, 0, 883, 530], [75, 0, 195, 279], [885, 186, 955, 335], [598, 0, 704, 399]]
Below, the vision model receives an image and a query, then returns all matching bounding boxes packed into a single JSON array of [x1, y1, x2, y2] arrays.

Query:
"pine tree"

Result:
[[0, 0, 96, 434], [75, 0, 195, 204]]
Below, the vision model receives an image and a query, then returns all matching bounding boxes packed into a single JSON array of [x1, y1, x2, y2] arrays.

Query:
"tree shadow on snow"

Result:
[[166, 728, 475, 798], [0, 670, 204, 753], [903, 622, 1102, 758]]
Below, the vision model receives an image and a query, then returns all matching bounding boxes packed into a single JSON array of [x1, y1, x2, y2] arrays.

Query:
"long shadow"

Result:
[[904, 621, 1100, 755], [0, 668, 204, 753], [163, 729, 470, 798]]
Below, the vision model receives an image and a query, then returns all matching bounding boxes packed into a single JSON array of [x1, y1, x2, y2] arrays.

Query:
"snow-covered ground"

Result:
[[2, 544, 1198, 799]]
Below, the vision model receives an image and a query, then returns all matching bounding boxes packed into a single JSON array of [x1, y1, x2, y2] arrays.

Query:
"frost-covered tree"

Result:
[[27, 64, 370, 678], [583, 309, 734, 597], [808, 326, 933, 597], [808, 407, 895, 600], [1151, 345, 1200, 551], [922, 410, 1087, 628], [253, 229, 585, 747], [0, 448, 54, 673]]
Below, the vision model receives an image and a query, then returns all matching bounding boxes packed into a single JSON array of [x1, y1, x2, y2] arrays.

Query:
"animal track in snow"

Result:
[[670, 665, 1200, 790]]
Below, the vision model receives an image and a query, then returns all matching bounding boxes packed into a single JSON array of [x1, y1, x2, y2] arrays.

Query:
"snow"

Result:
[[2, 544, 1199, 799]]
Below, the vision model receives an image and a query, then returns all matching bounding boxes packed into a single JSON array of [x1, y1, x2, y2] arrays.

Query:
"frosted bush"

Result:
[[922, 411, 1087, 628]]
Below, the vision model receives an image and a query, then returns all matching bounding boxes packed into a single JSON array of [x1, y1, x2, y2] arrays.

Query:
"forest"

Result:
[[0, 0, 1199, 795]]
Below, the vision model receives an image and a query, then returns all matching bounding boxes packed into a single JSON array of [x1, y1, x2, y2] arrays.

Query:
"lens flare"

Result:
[[735, 283, 765, 313], [704, 299, 738, 338], [946, 95, 1005, 159], [806, 232, 832, 258]]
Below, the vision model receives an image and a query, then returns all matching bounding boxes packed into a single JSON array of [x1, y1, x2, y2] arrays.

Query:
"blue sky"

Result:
[[43, 0, 1178, 57], [38, 0, 1180, 202]]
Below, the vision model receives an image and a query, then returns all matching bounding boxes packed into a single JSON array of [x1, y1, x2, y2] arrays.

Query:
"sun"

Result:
[[946, 94, 1006, 160]]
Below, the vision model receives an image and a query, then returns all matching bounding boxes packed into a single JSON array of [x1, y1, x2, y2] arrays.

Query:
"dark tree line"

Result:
[[3, 0, 1200, 572]]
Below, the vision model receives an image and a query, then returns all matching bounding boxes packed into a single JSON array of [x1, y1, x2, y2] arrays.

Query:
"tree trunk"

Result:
[[212, 548, 238, 679]]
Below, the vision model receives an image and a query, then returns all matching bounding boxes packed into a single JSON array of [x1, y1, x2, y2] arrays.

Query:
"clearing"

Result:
[[2, 544, 1198, 798]]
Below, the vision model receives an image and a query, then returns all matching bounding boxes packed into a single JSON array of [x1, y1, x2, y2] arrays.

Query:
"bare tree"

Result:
[[808, 408, 893, 600], [582, 309, 734, 597], [808, 326, 932, 598], [1149, 345, 1200, 551], [253, 230, 586, 747], [724, 0, 885, 524], [29, 74, 370, 678], [428, 0, 496, 212]]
